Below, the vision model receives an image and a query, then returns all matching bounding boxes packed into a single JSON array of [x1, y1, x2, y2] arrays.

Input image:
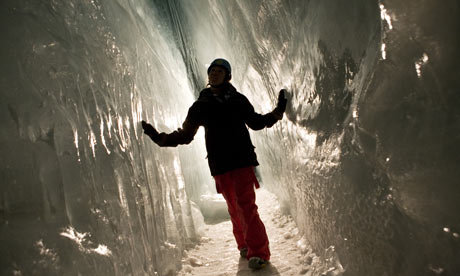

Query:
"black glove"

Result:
[[142, 120, 159, 141], [277, 89, 287, 113], [271, 89, 287, 121]]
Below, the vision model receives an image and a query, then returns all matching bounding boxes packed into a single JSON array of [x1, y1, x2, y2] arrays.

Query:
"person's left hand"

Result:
[[272, 89, 287, 120], [277, 89, 287, 113]]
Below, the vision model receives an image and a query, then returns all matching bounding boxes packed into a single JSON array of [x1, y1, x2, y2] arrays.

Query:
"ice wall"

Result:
[[224, 1, 460, 276], [1, 0, 459, 276], [1, 0, 211, 275]]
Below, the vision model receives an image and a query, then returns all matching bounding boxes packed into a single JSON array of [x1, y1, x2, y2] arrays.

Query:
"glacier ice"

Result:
[[1, 0, 459, 275]]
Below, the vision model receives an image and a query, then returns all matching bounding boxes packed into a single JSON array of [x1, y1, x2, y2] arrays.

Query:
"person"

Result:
[[142, 58, 287, 270]]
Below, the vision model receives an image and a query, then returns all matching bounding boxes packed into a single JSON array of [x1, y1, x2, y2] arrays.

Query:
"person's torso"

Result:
[[195, 86, 258, 174]]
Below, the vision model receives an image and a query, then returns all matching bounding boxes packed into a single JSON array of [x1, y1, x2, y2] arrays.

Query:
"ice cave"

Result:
[[1, 0, 459, 275]]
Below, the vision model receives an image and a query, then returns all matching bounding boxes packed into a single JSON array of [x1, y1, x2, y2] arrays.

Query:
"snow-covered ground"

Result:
[[179, 189, 345, 276]]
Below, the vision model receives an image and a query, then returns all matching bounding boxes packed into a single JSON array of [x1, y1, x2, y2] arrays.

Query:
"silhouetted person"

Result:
[[142, 58, 287, 269]]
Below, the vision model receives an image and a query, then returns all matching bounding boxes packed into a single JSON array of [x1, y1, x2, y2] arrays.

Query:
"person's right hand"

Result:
[[142, 120, 159, 141]]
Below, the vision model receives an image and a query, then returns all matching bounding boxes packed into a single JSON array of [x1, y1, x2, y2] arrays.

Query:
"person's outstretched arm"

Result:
[[245, 89, 287, 130], [142, 104, 201, 147]]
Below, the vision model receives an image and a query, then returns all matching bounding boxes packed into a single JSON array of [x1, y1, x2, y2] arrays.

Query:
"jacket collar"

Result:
[[200, 83, 237, 102]]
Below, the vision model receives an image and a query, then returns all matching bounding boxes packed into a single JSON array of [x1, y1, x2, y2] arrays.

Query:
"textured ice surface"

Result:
[[1, 0, 459, 275], [0, 0, 210, 275], [198, 194, 230, 223]]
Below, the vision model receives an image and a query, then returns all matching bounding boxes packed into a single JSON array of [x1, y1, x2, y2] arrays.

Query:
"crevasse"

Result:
[[1, 0, 459, 275]]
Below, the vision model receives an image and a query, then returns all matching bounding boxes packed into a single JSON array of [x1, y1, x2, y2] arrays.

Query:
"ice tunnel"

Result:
[[1, 0, 459, 275]]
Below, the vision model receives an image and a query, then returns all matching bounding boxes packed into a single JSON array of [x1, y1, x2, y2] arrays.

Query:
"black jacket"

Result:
[[155, 83, 280, 176]]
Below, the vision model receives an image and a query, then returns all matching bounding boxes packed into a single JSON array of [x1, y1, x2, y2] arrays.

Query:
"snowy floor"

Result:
[[178, 188, 342, 276]]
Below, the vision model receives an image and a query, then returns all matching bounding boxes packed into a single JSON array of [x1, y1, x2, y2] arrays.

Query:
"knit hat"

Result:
[[207, 58, 232, 75]]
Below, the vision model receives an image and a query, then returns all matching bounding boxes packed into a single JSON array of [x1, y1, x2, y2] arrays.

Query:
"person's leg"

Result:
[[232, 167, 270, 261], [214, 173, 247, 250]]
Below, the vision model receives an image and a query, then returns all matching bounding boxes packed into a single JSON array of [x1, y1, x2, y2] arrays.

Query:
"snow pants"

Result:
[[214, 167, 270, 260]]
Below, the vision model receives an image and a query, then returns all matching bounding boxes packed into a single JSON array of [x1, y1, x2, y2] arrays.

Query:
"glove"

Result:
[[142, 120, 159, 141], [277, 89, 287, 113], [271, 89, 287, 120]]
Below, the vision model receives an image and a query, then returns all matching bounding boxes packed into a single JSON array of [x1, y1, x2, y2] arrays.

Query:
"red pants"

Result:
[[214, 167, 270, 260]]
